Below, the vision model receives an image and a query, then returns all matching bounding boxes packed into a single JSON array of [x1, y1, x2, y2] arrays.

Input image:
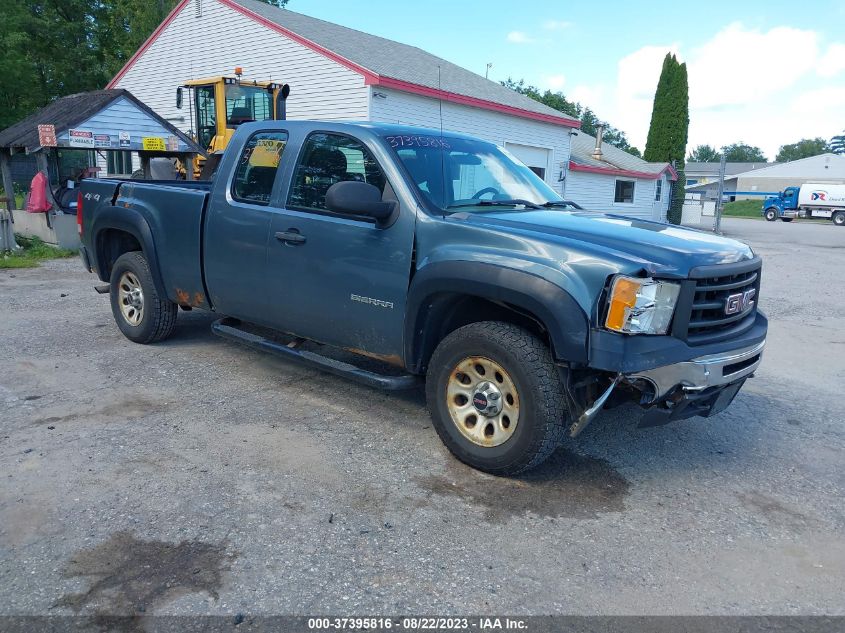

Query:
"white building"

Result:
[[565, 131, 677, 221], [107, 0, 580, 190]]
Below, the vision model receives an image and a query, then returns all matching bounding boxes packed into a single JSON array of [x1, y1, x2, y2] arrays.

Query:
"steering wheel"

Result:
[[471, 187, 500, 199]]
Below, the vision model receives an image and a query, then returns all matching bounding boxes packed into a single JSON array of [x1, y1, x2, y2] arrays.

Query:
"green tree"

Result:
[[688, 144, 719, 162], [644, 53, 689, 225], [775, 138, 829, 162], [0, 0, 289, 131], [501, 78, 640, 155], [720, 143, 766, 162]]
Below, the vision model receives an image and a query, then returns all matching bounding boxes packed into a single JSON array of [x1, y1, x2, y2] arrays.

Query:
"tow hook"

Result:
[[569, 374, 621, 437]]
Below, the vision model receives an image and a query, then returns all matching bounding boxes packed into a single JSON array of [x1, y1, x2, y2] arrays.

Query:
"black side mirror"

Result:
[[176, 87, 183, 109], [325, 181, 396, 227]]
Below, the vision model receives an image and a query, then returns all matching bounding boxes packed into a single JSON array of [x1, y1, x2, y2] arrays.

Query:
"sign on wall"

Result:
[[142, 137, 166, 151], [68, 129, 94, 148], [94, 134, 112, 148], [38, 124, 57, 147], [119, 131, 131, 148]]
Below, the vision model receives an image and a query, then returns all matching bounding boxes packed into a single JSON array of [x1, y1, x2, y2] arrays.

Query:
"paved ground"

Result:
[[1, 217, 843, 617]]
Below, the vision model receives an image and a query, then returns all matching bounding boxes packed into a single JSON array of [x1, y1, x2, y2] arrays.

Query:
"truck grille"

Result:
[[684, 261, 761, 345]]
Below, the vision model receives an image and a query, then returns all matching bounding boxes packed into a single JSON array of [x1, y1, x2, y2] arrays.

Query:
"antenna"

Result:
[[438, 65, 446, 215]]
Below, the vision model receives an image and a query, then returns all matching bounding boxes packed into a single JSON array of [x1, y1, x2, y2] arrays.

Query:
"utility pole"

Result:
[[714, 152, 726, 233], [485, 63, 493, 79]]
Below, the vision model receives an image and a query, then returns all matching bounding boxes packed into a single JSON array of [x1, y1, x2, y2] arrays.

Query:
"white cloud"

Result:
[[597, 23, 845, 158], [686, 23, 819, 109], [506, 31, 534, 44], [818, 43, 845, 77], [544, 74, 566, 90], [570, 85, 604, 108], [543, 20, 572, 31]]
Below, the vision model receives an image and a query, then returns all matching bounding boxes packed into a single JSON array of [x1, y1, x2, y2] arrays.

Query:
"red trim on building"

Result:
[[369, 76, 579, 128], [569, 161, 677, 181], [107, 0, 191, 88], [108, 0, 580, 128]]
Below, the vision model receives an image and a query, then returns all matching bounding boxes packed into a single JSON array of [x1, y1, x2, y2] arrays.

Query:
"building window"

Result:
[[231, 131, 288, 205], [528, 166, 546, 180], [614, 179, 635, 204], [655, 178, 663, 201], [107, 151, 133, 176], [287, 132, 386, 214]]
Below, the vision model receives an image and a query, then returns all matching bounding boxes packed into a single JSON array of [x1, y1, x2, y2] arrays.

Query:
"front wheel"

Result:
[[764, 209, 777, 221], [833, 211, 845, 226], [109, 251, 178, 344], [425, 322, 569, 475]]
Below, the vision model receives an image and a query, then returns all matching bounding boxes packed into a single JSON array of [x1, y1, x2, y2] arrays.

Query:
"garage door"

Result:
[[505, 143, 551, 181]]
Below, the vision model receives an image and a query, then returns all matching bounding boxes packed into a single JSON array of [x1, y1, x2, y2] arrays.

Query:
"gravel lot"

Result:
[[1, 217, 843, 617]]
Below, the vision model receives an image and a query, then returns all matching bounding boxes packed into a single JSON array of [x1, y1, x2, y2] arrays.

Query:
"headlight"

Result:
[[605, 275, 680, 335]]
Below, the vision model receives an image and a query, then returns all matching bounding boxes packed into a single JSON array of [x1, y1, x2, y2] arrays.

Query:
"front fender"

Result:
[[405, 261, 590, 370], [90, 206, 166, 298]]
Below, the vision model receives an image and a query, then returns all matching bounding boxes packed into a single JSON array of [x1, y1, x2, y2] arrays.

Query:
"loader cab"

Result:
[[178, 72, 289, 155]]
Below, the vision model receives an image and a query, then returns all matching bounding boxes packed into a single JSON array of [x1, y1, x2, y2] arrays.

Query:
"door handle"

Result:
[[275, 230, 306, 245]]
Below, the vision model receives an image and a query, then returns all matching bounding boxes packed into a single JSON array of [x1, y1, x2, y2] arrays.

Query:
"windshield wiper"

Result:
[[447, 199, 542, 210], [542, 200, 583, 210]]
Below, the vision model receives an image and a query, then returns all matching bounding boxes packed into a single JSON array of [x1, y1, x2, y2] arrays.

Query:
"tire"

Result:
[[764, 209, 777, 221], [833, 211, 845, 227], [109, 251, 178, 344], [425, 321, 568, 475], [781, 217, 793, 222]]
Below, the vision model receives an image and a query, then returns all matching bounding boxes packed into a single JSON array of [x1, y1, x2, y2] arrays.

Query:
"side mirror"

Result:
[[325, 181, 396, 227], [176, 87, 183, 109]]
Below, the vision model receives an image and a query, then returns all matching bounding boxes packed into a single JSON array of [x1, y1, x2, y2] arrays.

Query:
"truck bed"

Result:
[[81, 179, 212, 308]]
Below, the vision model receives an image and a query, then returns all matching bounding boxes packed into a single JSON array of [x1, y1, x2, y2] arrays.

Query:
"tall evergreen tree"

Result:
[[644, 54, 689, 225]]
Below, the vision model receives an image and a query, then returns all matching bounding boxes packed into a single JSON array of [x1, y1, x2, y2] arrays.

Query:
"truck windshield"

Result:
[[383, 133, 563, 212], [226, 85, 273, 126]]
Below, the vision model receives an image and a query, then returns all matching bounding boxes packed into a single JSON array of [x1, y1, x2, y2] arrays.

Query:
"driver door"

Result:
[[264, 132, 415, 361]]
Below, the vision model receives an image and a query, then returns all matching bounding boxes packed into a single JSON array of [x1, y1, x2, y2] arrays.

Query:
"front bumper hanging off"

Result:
[[628, 340, 765, 427], [570, 340, 765, 436]]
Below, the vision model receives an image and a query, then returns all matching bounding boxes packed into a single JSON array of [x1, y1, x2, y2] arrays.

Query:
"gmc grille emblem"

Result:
[[725, 288, 756, 315]]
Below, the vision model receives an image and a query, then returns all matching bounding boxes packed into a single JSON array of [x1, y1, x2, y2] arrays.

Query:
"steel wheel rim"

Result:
[[118, 271, 144, 326], [446, 356, 520, 447]]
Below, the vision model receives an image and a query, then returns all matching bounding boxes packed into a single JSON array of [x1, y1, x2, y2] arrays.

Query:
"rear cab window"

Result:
[[231, 131, 288, 205]]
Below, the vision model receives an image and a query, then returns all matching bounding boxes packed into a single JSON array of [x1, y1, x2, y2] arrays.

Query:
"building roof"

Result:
[[686, 161, 778, 176], [228, 0, 580, 127], [729, 153, 845, 179], [109, 0, 579, 129], [0, 89, 203, 154], [569, 131, 676, 180]]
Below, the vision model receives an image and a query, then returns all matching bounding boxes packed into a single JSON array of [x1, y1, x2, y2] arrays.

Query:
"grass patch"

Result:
[[0, 234, 77, 269], [722, 200, 763, 218]]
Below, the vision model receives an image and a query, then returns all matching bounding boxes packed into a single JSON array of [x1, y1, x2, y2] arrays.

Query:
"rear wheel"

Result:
[[109, 251, 177, 344], [764, 208, 777, 221], [833, 211, 845, 226], [425, 321, 568, 475]]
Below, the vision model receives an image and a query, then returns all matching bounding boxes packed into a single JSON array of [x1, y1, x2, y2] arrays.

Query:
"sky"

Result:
[[291, 0, 845, 161]]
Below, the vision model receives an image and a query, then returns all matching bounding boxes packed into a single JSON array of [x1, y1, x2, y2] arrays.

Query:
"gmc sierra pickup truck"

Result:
[[79, 121, 766, 475]]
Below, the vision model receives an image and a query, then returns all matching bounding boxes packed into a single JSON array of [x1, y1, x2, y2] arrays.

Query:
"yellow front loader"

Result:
[[176, 68, 290, 178]]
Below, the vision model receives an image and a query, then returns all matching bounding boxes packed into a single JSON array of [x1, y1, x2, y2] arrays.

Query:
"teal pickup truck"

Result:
[[78, 121, 766, 475]]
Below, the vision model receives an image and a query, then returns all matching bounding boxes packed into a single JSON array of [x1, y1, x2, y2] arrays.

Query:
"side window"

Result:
[[287, 133, 386, 213], [232, 131, 288, 205]]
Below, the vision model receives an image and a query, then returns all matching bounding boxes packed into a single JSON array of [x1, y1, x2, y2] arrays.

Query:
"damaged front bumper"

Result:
[[627, 340, 764, 427]]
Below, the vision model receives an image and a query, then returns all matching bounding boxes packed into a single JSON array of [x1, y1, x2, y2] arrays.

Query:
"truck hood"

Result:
[[456, 210, 755, 275]]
